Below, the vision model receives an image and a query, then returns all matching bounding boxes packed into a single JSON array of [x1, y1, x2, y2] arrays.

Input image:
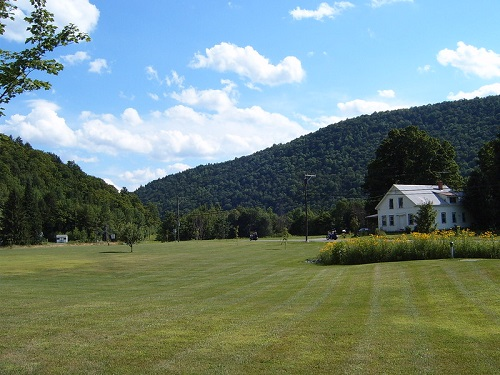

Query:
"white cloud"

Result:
[[121, 108, 143, 127], [290, 2, 354, 21], [370, 0, 413, 8], [60, 51, 91, 65], [0, 100, 78, 147], [170, 81, 238, 112], [298, 114, 345, 128], [378, 89, 395, 98], [120, 167, 168, 186], [89, 58, 110, 74], [337, 99, 404, 117], [190, 42, 305, 86], [166, 71, 185, 88], [418, 64, 432, 74], [45, 0, 99, 33], [1, 0, 99, 42], [437, 42, 500, 79], [146, 66, 160, 82], [447, 83, 500, 100]]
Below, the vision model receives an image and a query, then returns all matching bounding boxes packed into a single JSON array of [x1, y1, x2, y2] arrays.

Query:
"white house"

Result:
[[375, 183, 469, 232], [56, 234, 68, 243]]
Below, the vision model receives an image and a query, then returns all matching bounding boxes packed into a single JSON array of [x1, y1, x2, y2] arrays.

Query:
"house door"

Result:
[[396, 214, 406, 231]]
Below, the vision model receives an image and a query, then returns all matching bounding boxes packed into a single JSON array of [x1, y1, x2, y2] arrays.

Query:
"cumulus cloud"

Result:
[[119, 167, 168, 186], [89, 58, 110, 74], [290, 2, 354, 21], [190, 42, 305, 86], [447, 83, 500, 100], [437, 42, 500, 79], [0, 100, 78, 147], [370, 0, 413, 8], [1, 0, 99, 42], [170, 81, 238, 112], [337, 99, 404, 117], [60, 51, 91, 65], [121, 108, 143, 127], [1, 81, 307, 188]]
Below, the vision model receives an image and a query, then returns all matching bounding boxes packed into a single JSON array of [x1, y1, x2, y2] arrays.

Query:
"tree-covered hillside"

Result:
[[137, 96, 500, 215], [0, 134, 153, 244]]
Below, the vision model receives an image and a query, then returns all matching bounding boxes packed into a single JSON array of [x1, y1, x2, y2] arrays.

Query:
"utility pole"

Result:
[[176, 196, 180, 242], [304, 174, 316, 242]]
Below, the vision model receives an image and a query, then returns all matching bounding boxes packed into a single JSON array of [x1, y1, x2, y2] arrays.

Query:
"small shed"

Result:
[[56, 234, 68, 243]]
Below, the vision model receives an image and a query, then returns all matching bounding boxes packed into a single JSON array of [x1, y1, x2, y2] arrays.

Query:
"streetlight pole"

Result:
[[304, 174, 316, 242]]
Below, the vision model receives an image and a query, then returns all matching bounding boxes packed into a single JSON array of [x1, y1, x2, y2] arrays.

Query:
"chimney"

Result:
[[437, 180, 443, 190]]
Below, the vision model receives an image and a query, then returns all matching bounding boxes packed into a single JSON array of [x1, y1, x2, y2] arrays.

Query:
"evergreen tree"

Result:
[[415, 202, 437, 233], [0, 188, 27, 245], [463, 135, 500, 229], [23, 182, 43, 244]]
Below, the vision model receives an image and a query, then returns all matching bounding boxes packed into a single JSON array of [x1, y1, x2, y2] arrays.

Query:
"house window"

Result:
[[462, 212, 466, 223], [452, 212, 457, 224], [382, 215, 387, 226], [398, 197, 404, 208], [389, 215, 394, 226], [408, 214, 414, 226], [449, 197, 457, 204], [389, 199, 394, 209], [441, 212, 447, 224]]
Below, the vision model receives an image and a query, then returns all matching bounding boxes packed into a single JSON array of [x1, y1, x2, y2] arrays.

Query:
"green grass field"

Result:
[[1, 240, 498, 374]]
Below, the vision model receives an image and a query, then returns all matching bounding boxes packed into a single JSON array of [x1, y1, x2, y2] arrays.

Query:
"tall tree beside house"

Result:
[[463, 134, 500, 229], [363, 126, 463, 212], [0, 0, 90, 116]]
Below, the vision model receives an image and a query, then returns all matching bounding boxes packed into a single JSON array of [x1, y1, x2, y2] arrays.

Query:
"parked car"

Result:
[[358, 228, 370, 236], [250, 232, 258, 240]]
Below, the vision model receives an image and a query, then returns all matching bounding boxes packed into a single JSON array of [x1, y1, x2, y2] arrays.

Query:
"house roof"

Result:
[[375, 184, 461, 210]]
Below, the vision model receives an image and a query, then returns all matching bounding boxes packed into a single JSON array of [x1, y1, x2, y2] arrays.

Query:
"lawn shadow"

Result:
[[99, 251, 130, 254]]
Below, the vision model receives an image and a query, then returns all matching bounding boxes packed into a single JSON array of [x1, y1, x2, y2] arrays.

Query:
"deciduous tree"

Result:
[[0, 0, 90, 116], [364, 126, 463, 211]]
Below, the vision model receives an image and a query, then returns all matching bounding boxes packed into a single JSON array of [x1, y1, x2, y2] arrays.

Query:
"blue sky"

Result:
[[1, 0, 499, 190]]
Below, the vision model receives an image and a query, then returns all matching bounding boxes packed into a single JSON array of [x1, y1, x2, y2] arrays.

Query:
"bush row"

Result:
[[317, 230, 499, 265]]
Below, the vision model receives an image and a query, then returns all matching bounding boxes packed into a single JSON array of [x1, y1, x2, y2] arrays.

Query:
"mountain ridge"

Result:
[[135, 96, 500, 215]]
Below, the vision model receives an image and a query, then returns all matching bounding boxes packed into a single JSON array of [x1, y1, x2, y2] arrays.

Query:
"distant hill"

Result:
[[0, 134, 149, 243], [135, 96, 500, 215]]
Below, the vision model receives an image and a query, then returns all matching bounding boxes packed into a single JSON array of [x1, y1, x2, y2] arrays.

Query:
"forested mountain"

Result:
[[0, 134, 153, 245], [136, 96, 500, 215]]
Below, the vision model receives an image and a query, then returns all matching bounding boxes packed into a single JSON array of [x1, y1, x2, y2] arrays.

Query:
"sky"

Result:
[[1, 0, 499, 191]]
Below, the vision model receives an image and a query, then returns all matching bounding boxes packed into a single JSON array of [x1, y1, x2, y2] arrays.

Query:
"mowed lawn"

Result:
[[0, 240, 498, 374]]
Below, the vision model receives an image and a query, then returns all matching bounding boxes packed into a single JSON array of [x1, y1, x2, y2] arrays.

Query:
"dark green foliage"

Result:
[[136, 96, 500, 215], [363, 126, 463, 211], [118, 222, 143, 252], [0, 0, 90, 116], [463, 134, 500, 229], [0, 134, 152, 245], [415, 202, 438, 233]]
